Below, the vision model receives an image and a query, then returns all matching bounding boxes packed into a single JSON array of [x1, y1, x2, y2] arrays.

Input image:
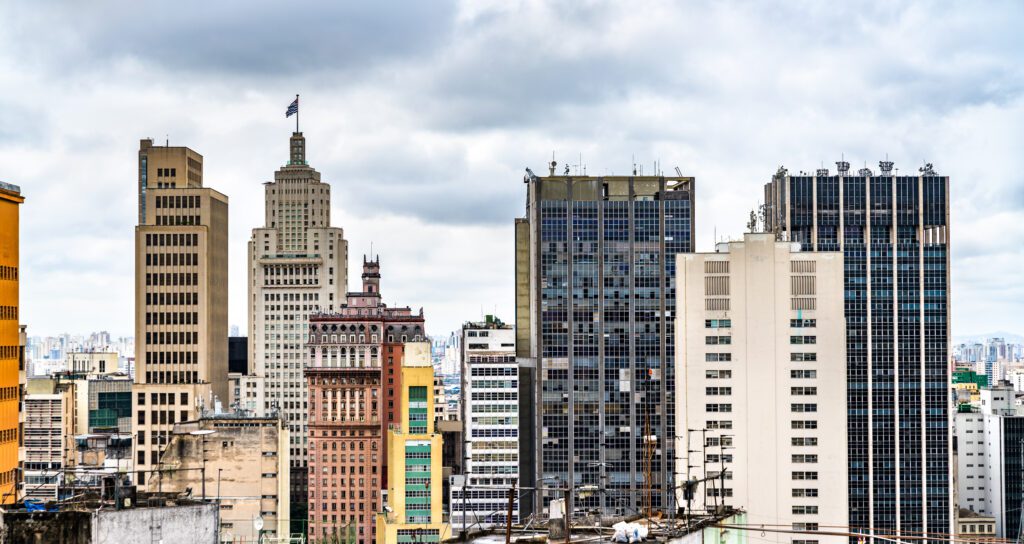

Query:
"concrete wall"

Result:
[[0, 503, 217, 544], [92, 504, 218, 544]]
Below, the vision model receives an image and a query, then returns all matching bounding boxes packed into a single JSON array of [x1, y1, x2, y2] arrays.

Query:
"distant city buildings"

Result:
[[0, 180, 23, 504], [452, 316, 519, 530], [676, 233, 848, 543], [132, 138, 230, 490], [516, 167, 695, 516]]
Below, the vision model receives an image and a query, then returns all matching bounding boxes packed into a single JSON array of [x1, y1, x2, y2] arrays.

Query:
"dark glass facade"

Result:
[[765, 168, 950, 541], [521, 175, 694, 516]]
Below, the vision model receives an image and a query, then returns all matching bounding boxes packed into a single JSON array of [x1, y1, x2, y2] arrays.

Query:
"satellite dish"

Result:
[[254, 516, 264, 531]]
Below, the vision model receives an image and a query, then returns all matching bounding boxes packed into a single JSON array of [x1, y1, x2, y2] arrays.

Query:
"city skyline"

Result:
[[3, 2, 1024, 341]]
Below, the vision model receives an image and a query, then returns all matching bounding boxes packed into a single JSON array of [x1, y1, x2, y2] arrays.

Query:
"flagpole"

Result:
[[295, 94, 300, 133]]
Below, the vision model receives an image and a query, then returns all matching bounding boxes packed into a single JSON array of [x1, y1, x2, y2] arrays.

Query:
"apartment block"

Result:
[[133, 139, 229, 489], [377, 343, 451, 544], [516, 166, 695, 515], [305, 258, 426, 544], [676, 233, 847, 543], [763, 161, 951, 538], [0, 181, 23, 504], [452, 316, 519, 530], [21, 378, 76, 501], [246, 131, 349, 514]]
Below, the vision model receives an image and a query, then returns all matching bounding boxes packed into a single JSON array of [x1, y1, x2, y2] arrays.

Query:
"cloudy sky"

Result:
[[2, 1, 1022, 340]]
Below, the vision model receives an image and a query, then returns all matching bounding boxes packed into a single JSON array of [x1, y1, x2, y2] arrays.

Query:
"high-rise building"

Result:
[[304, 258, 427, 543], [133, 139, 229, 489], [451, 316, 519, 530], [516, 167, 695, 515], [763, 161, 951, 539], [156, 413, 291, 542], [245, 131, 349, 514], [0, 181, 23, 504], [954, 384, 1024, 538], [675, 233, 848, 543], [377, 342, 451, 544]]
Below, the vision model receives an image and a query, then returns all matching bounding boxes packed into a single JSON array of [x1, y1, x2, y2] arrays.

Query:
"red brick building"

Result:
[[306, 257, 426, 544]]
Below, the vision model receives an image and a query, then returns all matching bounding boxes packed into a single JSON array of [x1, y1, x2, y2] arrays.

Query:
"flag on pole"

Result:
[[286, 97, 299, 117]]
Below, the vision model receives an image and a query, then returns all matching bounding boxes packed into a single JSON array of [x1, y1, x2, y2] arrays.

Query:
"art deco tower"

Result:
[[245, 131, 348, 516]]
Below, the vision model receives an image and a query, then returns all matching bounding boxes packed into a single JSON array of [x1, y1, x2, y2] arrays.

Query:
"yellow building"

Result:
[[0, 181, 23, 504], [377, 343, 451, 544]]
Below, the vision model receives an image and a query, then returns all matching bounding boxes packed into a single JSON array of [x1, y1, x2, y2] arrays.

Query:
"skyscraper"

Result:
[[245, 131, 349, 513], [516, 166, 695, 515], [133, 139, 229, 489], [675, 233, 848, 543], [763, 161, 951, 540], [0, 181, 22, 504]]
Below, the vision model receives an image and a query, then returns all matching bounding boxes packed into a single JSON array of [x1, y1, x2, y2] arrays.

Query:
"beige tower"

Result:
[[245, 131, 348, 517], [675, 233, 847, 543], [133, 139, 229, 489]]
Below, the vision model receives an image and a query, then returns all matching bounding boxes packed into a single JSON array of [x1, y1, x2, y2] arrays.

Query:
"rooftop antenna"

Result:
[[674, 166, 683, 177], [633, 154, 637, 176], [166, 134, 169, 147], [549, 151, 557, 176]]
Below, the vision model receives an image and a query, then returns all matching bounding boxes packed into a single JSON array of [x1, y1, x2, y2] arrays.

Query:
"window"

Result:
[[705, 353, 732, 362], [791, 471, 818, 480], [790, 335, 817, 345], [791, 387, 817, 396], [705, 319, 731, 328], [791, 370, 817, 379], [706, 403, 732, 413], [790, 319, 816, 328], [792, 505, 819, 515], [705, 336, 732, 345], [791, 403, 817, 413], [705, 370, 732, 379], [705, 387, 731, 396], [791, 437, 818, 446], [792, 488, 819, 497], [792, 454, 818, 463], [791, 353, 817, 362]]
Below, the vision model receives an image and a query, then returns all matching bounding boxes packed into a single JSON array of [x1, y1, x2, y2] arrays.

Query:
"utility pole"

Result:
[[564, 487, 572, 544], [505, 484, 515, 544]]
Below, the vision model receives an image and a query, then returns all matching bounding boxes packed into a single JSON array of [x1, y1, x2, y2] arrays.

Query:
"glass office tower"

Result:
[[516, 167, 695, 516], [764, 161, 951, 542]]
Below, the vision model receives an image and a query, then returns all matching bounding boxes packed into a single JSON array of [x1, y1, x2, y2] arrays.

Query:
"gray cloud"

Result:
[[3, 1, 457, 77], [2, 1, 1023, 338]]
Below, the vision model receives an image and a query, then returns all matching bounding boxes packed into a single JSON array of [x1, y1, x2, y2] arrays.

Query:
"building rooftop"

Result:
[[0, 180, 21, 195]]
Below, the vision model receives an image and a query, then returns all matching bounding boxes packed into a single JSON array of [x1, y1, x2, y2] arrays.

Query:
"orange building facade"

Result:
[[0, 182, 24, 504]]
